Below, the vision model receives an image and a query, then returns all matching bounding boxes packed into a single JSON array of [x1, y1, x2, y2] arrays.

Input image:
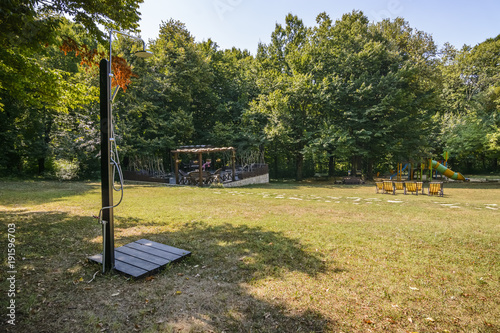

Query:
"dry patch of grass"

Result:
[[1, 180, 499, 332]]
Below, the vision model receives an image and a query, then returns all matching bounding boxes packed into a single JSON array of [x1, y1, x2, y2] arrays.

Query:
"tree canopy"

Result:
[[1, 8, 498, 179], [0, 0, 143, 111]]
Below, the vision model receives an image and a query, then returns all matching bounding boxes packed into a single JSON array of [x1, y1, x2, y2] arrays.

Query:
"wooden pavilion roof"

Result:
[[171, 145, 235, 154]]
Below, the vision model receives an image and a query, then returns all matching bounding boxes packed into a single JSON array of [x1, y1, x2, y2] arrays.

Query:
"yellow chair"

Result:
[[428, 182, 444, 196], [416, 181, 424, 194], [383, 181, 394, 194], [375, 182, 384, 193], [404, 182, 418, 195], [393, 181, 405, 194]]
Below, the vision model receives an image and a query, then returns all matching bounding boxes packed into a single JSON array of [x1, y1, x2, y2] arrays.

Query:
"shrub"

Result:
[[54, 159, 79, 180]]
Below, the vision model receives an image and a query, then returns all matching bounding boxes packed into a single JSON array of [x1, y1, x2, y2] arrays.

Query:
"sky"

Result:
[[137, 0, 499, 54]]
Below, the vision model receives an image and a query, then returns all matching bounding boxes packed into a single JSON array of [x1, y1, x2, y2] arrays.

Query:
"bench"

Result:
[[393, 181, 405, 194], [313, 173, 329, 181], [343, 177, 362, 184], [375, 181, 384, 193], [404, 182, 419, 195], [383, 181, 394, 194], [428, 182, 444, 196], [416, 181, 424, 194]]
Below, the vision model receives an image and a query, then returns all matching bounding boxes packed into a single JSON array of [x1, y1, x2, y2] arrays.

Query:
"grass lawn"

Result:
[[1, 180, 499, 332]]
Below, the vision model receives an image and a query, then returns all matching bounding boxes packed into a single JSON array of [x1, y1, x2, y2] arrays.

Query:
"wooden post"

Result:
[[198, 152, 203, 186], [100, 59, 114, 273], [231, 149, 236, 181], [174, 152, 179, 184]]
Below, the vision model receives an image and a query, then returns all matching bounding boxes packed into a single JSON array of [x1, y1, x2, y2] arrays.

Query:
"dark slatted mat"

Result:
[[89, 239, 191, 278]]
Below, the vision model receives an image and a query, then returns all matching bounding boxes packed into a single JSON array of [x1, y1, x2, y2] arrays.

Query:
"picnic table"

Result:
[[343, 176, 362, 184]]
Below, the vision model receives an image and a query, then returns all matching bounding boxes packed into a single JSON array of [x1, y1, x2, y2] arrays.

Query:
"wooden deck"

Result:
[[89, 239, 191, 278]]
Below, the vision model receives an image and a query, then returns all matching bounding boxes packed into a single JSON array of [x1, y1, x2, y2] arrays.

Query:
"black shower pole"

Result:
[[99, 58, 115, 273]]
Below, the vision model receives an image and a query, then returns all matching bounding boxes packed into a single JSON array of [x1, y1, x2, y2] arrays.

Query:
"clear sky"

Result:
[[137, 0, 499, 54]]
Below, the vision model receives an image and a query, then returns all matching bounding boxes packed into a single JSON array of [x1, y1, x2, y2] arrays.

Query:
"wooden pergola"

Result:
[[171, 146, 236, 185]]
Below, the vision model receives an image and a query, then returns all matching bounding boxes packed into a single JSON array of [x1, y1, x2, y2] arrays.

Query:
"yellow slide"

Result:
[[431, 160, 466, 181]]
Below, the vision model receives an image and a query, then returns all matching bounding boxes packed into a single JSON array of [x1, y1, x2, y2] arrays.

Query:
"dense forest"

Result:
[[1, 1, 499, 180]]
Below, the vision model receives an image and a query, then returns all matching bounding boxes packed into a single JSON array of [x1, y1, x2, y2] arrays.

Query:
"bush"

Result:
[[54, 159, 79, 180]]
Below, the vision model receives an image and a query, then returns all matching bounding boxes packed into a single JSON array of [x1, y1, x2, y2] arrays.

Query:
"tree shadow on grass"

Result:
[[1, 209, 340, 332], [0, 210, 102, 332], [0, 210, 99, 260], [109, 219, 335, 331], [116, 218, 329, 280]]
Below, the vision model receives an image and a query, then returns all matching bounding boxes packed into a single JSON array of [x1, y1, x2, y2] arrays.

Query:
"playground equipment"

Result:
[[430, 160, 466, 181], [390, 162, 424, 181], [388, 152, 467, 182], [390, 163, 409, 180], [427, 152, 467, 181]]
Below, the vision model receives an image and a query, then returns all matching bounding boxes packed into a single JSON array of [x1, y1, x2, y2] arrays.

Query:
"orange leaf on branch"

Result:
[[111, 56, 137, 92], [59, 36, 136, 91]]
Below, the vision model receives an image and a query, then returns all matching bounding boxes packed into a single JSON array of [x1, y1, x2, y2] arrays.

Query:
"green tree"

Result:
[[111, 24, 197, 168], [439, 35, 500, 171], [150, 20, 213, 143], [0, 18, 100, 175], [199, 45, 259, 150], [310, 12, 439, 178], [113, 20, 260, 172], [0, 0, 143, 111], [0, 0, 144, 176], [251, 14, 319, 180]]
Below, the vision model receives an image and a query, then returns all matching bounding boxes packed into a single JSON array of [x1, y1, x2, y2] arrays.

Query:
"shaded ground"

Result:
[[1, 180, 499, 332], [1, 210, 332, 332]]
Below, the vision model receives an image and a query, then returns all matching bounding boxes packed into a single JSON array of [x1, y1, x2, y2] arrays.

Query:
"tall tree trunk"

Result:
[[365, 158, 374, 180], [38, 158, 45, 175], [295, 153, 304, 181], [351, 155, 362, 177], [328, 152, 335, 177], [296, 151, 303, 181], [38, 115, 53, 175], [273, 141, 279, 179], [295, 139, 305, 181]]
